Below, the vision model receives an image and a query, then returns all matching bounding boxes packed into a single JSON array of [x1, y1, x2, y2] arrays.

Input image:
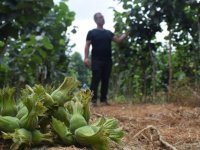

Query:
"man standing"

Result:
[[84, 12, 128, 106]]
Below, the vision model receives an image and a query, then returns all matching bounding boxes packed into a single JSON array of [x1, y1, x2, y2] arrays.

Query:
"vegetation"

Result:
[[111, 0, 200, 103], [0, 0, 75, 87], [0, 0, 200, 104], [0, 0, 200, 149], [0, 77, 124, 149], [68, 52, 91, 86]]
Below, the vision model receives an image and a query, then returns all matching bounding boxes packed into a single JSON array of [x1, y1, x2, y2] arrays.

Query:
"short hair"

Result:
[[93, 12, 101, 21]]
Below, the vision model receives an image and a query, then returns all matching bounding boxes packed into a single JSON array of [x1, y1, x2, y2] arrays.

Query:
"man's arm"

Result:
[[84, 40, 91, 67], [112, 32, 129, 43]]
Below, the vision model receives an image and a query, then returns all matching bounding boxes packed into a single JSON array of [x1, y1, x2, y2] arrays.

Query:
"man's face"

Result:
[[95, 13, 105, 26]]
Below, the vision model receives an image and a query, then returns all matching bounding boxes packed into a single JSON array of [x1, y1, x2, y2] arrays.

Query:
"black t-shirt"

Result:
[[86, 29, 114, 61]]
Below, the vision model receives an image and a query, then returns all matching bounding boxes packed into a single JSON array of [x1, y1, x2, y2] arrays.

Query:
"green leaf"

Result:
[[0, 41, 5, 47], [42, 36, 54, 50], [59, 39, 65, 45], [37, 48, 47, 58], [32, 55, 42, 64], [29, 35, 37, 45], [59, 2, 69, 12]]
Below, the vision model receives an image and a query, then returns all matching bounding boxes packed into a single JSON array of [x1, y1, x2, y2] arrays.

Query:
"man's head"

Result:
[[94, 12, 105, 26]]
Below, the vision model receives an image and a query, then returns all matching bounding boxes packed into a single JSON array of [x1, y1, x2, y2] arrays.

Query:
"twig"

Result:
[[133, 125, 177, 150], [144, 117, 170, 127], [93, 112, 103, 117]]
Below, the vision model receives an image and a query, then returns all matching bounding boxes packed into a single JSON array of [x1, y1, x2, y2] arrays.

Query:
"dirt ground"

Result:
[[2, 103, 200, 150], [90, 103, 200, 150]]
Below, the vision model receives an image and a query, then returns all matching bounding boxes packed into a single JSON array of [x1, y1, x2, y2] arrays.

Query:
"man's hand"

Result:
[[113, 31, 129, 43], [84, 58, 91, 68]]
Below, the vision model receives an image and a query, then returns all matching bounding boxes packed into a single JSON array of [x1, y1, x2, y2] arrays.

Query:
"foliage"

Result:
[[111, 0, 200, 102], [1, 0, 200, 104], [0, 0, 76, 88], [0, 0, 54, 41], [68, 52, 91, 86]]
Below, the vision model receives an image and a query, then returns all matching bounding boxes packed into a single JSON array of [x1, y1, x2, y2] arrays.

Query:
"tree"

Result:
[[68, 52, 91, 86], [0, 0, 54, 52], [0, 1, 75, 87], [111, 0, 199, 101]]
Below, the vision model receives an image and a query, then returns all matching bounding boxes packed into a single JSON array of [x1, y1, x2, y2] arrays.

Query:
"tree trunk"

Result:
[[196, 9, 200, 102], [142, 68, 147, 102], [168, 30, 173, 101], [150, 49, 156, 102]]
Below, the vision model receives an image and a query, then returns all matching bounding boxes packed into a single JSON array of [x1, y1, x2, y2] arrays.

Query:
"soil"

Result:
[[2, 103, 200, 150], [90, 103, 200, 150]]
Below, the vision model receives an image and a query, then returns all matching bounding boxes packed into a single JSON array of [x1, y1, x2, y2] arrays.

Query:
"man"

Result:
[[84, 12, 128, 106]]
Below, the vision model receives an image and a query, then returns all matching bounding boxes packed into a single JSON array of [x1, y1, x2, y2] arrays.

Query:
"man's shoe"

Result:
[[91, 102, 97, 107], [101, 101, 110, 106]]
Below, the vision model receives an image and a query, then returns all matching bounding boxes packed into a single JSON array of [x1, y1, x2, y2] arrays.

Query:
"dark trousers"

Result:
[[90, 59, 112, 103]]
